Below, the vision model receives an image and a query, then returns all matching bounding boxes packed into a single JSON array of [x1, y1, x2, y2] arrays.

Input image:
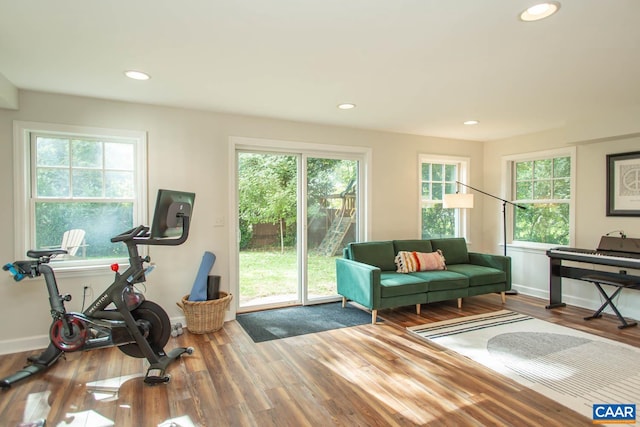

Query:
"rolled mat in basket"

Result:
[[177, 292, 232, 334]]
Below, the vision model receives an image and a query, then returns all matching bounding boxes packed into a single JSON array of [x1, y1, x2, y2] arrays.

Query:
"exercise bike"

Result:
[[1, 189, 196, 389]]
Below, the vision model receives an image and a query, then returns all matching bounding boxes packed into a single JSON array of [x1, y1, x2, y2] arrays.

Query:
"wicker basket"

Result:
[[177, 292, 233, 334]]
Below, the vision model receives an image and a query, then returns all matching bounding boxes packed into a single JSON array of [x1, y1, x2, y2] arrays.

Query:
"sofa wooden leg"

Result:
[[416, 304, 421, 315], [501, 291, 506, 304], [457, 298, 462, 309], [372, 309, 378, 324], [342, 297, 347, 308]]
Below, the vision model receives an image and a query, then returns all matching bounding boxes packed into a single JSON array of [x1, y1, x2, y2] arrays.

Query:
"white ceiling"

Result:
[[1, 0, 639, 141]]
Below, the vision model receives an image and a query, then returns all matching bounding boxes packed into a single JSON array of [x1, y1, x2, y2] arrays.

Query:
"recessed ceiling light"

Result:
[[463, 120, 479, 126], [337, 103, 356, 110], [124, 70, 151, 80], [520, 2, 560, 22]]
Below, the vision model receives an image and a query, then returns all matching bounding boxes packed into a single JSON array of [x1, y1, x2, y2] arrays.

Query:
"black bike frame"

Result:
[[1, 207, 193, 389]]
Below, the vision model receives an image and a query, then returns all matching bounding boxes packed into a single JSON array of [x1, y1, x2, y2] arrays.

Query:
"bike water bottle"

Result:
[[122, 285, 145, 310], [126, 264, 155, 282]]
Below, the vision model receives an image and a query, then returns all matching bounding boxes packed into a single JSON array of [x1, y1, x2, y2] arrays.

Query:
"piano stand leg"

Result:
[[584, 282, 638, 329]]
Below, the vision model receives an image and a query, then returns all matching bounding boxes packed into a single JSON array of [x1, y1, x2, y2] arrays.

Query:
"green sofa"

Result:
[[336, 238, 511, 323]]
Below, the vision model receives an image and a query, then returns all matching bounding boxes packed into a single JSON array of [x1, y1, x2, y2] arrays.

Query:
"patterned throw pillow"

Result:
[[394, 250, 446, 273]]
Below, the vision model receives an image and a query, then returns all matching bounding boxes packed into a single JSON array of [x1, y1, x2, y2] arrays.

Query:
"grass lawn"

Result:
[[239, 249, 339, 304]]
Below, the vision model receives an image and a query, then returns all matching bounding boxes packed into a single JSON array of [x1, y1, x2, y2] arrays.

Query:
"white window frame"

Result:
[[418, 154, 471, 239], [503, 147, 576, 250], [13, 121, 147, 273]]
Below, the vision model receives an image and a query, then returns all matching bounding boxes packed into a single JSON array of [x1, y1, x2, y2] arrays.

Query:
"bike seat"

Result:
[[27, 249, 68, 259]]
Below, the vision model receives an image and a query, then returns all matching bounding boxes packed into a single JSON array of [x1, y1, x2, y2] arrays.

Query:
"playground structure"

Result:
[[316, 180, 356, 257]]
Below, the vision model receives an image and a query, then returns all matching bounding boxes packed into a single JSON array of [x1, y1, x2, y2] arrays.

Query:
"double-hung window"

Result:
[[419, 155, 470, 239], [509, 148, 575, 246], [14, 122, 147, 270]]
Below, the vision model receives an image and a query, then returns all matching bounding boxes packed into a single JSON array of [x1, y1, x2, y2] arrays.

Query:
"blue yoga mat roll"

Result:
[[189, 251, 216, 301]]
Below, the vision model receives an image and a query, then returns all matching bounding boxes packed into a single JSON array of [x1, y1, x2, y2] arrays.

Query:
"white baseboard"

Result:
[[513, 282, 640, 321], [514, 282, 598, 308], [0, 334, 49, 356], [511, 284, 548, 300], [0, 314, 193, 356]]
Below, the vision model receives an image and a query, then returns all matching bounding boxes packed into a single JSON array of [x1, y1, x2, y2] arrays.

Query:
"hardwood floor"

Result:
[[1, 293, 638, 426]]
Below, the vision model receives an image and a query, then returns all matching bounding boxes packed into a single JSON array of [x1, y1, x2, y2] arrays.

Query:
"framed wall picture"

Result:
[[606, 150, 640, 216]]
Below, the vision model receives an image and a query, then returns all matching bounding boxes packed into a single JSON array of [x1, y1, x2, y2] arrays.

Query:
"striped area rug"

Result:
[[408, 310, 640, 422]]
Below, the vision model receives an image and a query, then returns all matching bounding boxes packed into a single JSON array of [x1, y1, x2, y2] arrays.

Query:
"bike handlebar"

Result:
[[110, 216, 191, 247], [110, 225, 149, 243], [136, 216, 191, 246]]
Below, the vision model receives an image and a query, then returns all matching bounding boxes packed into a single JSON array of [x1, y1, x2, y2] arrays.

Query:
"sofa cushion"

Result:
[[348, 241, 397, 271], [395, 250, 446, 273], [445, 264, 506, 287], [380, 272, 428, 297], [409, 271, 469, 291], [430, 238, 469, 264], [393, 239, 433, 254]]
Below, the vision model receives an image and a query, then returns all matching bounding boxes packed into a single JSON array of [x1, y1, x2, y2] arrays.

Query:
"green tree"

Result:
[[421, 204, 455, 239], [33, 137, 136, 258], [36, 202, 132, 257], [513, 156, 571, 245], [238, 154, 298, 253], [238, 154, 356, 252]]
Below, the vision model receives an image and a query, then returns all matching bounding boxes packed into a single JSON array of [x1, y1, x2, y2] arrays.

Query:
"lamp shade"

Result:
[[443, 193, 474, 209]]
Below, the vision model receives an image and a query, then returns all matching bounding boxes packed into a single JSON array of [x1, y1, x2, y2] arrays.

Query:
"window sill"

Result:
[[49, 260, 130, 279], [505, 242, 558, 254]]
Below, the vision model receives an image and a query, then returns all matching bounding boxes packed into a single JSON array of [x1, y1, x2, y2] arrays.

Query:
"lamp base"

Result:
[[505, 289, 519, 295]]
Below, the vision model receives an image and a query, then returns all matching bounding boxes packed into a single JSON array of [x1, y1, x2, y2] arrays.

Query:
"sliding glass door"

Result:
[[237, 152, 299, 308], [306, 157, 358, 302], [237, 150, 360, 310]]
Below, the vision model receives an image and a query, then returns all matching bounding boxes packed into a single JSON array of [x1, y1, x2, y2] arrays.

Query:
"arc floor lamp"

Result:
[[443, 181, 527, 257]]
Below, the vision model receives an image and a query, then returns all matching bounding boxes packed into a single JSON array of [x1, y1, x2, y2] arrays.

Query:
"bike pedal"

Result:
[[144, 376, 170, 385], [144, 374, 170, 385]]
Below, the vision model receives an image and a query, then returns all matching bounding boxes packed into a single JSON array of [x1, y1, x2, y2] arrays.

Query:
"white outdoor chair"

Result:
[[60, 229, 87, 257], [44, 229, 87, 258]]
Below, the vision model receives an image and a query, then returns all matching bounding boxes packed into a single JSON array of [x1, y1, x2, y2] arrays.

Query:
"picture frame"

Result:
[[606, 150, 640, 216]]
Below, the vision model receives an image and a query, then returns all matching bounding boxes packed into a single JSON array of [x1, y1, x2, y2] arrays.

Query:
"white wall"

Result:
[[0, 90, 485, 353], [484, 116, 640, 320], [0, 72, 18, 110], [4, 90, 639, 353]]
